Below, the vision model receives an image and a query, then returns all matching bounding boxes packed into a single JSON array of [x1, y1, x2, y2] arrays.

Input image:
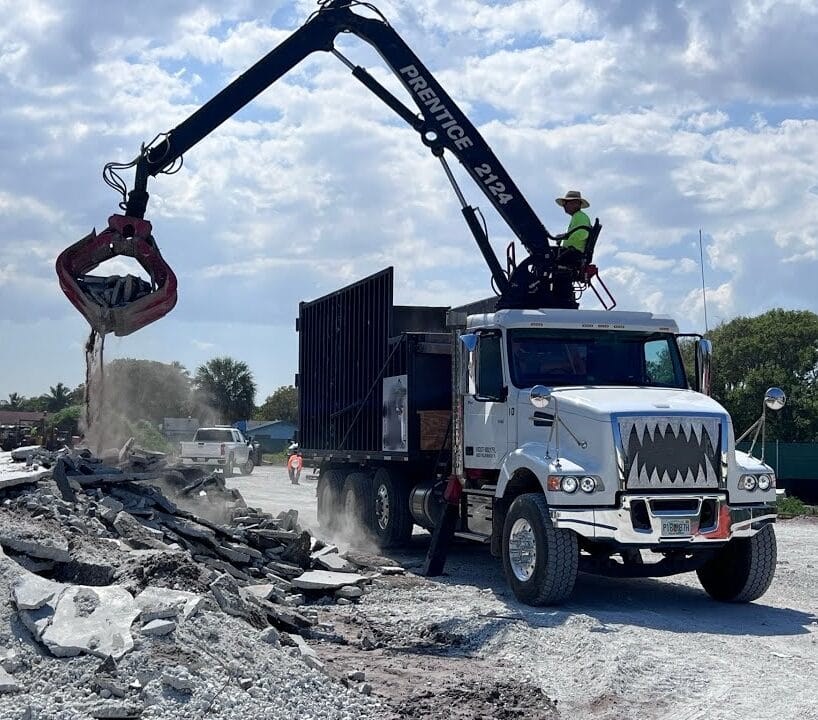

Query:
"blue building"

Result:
[[234, 419, 297, 453]]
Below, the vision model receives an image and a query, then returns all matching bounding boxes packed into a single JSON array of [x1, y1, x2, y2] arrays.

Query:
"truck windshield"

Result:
[[195, 429, 234, 442], [507, 329, 687, 389]]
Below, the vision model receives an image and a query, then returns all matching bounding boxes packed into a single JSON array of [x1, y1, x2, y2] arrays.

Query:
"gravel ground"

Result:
[[232, 466, 818, 720]]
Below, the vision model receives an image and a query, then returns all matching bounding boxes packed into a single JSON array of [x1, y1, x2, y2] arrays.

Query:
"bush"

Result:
[[776, 495, 817, 517]]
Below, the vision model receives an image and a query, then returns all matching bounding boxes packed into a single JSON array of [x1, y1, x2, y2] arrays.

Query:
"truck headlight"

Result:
[[561, 476, 578, 493], [580, 476, 597, 493], [757, 474, 773, 491], [741, 474, 757, 491]]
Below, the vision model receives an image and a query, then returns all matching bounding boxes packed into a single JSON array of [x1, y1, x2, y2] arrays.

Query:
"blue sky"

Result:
[[1, 0, 817, 403]]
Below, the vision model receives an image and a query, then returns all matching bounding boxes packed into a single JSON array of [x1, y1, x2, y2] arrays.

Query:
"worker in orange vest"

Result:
[[287, 445, 303, 485]]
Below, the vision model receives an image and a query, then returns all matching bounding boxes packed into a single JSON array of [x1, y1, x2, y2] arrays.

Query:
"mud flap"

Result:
[[422, 475, 461, 576]]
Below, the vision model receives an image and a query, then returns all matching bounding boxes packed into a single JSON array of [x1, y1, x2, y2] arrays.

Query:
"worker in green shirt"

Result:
[[555, 190, 591, 263]]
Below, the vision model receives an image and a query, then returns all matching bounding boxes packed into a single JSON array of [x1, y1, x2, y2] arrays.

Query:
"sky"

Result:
[[1, 0, 817, 403]]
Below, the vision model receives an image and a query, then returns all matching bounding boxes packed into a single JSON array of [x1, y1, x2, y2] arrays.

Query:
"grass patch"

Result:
[[262, 452, 288, 465], [776, 495, 818, 517]]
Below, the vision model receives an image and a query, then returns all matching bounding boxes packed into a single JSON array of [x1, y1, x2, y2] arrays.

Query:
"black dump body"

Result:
[[297, 267, 453, 461]]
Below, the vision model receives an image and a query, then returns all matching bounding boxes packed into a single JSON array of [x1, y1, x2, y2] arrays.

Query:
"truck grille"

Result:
[[618, 416, 720, 489]]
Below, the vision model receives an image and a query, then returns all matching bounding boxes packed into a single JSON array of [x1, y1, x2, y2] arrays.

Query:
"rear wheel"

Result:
[[368, 467, 413, 548], [223, 455, 234, 477], [339, 469, 413, 548], [317, 469, 345, 533], [240, 457, 254, 475], [697, 524, 777, 602], [502, 493, 578, 606]]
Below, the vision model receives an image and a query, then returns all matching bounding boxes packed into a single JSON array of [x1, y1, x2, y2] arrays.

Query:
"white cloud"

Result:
[[2, 0, 818, 399]]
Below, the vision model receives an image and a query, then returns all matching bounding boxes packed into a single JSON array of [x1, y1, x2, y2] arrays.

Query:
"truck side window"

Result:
[[644, 339, 676, 386], [476, 334, 505, 401]]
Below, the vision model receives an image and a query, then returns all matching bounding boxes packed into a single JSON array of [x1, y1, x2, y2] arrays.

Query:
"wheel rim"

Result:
[[375, 483, 391, 531], [508, 518, 537, 582]]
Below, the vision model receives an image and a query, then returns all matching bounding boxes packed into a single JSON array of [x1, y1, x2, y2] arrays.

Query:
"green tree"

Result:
[[707, 309, 818, 441], [5, 393, 23, 409], [46, 383, 72, 412], [194, 357, 257, 424], [256, 385, 298, 423], [105, 359, 193, 424], [47, 404, 83, 435]]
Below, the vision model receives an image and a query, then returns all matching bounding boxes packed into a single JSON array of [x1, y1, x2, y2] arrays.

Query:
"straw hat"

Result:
[[555, 190, 590, 209]]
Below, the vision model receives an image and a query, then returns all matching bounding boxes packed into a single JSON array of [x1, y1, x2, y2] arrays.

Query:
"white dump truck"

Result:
[[298, 268, 782, 606]]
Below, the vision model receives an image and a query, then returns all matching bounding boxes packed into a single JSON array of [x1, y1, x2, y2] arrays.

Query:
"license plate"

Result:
[[661, 518, 691, 537]]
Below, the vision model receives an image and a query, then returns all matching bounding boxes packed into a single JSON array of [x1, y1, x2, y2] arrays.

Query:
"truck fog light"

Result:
[[757, 474, 772, 491], [741, 475, 757, 491], [561, 476, 578, 493], [580, 476, 597, 493]]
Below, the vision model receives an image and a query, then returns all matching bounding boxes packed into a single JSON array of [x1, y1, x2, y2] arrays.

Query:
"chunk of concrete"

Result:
[[141, 619, 176, 637], [209, 573, 253, 620], [134, 586, 202, 622], [241, 584, 276, 602], [0, 530, 70, 561], [40, 585, 140, 659], [112, 512, 172, 551], [335, 585, 364, 600], [0, 667, 20, 693], [292, 570, 366, 592], [12, 574, 64, 611], [316, 552, 356, 573]]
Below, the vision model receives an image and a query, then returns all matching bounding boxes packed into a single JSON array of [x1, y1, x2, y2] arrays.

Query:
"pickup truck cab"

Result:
[[179, 427, 254, 476]]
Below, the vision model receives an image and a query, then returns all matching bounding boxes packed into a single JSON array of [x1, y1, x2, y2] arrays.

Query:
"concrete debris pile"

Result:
[[0, 447, 398, 719]]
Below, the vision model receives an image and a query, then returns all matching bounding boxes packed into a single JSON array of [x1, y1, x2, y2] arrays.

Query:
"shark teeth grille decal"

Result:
[[619, 416, 720, 488]]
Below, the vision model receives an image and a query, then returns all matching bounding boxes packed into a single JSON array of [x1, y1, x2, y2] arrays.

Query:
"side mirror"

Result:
[[764, 387, 786, 411], [694, 339, 712, 395], [530, 385, 551, 409]]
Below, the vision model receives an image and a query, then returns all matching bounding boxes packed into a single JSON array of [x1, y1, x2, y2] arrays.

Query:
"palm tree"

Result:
[[46, 383, 72, 412], [194, 357, 257, 424], [6, 393, 23, 409]]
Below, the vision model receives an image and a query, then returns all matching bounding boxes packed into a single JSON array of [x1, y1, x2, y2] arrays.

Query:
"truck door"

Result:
[[464, 330, 509, 469]]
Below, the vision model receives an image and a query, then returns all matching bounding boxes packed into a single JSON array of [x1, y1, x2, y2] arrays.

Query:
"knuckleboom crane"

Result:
[[57, 0, 614, 336]]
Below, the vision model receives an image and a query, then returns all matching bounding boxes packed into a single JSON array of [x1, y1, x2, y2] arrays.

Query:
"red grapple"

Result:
[[56, 215, 177, 337]]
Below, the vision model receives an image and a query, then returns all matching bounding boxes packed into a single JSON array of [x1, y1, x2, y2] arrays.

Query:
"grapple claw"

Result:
[[56, 215, 177, 336]]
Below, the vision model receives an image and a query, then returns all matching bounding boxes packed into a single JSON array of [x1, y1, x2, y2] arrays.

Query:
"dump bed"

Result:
[[297, 267, 453, 462]]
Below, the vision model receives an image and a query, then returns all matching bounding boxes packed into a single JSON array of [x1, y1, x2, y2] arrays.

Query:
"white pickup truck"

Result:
[[179, 427, 255, 476]]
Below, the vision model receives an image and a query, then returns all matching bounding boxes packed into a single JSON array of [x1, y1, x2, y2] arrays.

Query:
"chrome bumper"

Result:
[[550, 494, 775, 545]]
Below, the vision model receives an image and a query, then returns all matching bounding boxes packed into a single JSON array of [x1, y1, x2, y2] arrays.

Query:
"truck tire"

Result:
[[317, 469, 345, 532], [223, 455, 234, 477], [368, 467, 413, 548], [240, 457, 254, 475], [502, 493, 579, 606], [696, 524, 777, 602]]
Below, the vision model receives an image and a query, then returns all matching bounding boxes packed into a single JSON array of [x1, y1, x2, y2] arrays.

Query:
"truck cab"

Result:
[[458, 309, 777, 602]]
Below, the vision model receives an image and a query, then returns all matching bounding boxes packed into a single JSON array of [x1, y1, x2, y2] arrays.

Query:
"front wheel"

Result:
[[502, 493, 578, 606], [697, 524, 777, 602]]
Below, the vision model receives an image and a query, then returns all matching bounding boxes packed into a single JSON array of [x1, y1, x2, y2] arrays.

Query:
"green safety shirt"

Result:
[[562, 209, 590, 252]]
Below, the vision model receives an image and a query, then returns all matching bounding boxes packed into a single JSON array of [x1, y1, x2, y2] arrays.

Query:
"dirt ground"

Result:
[[230, 467, 818, 720]]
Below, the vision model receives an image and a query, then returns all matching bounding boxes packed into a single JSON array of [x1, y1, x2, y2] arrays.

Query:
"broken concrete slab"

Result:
[[141, 619, 176, 637], [315, 552, 356, 573], [112, 512, 172, 551], [281, 531, 312, 569], [0, 529, 70, 561], [241, 584, 277, 602], [209, 573, 254, 620], [40, 585, 140, 659], [134, 586, 202, 622], [11, 573, 64, 610], [292, 570, 366, 592]]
